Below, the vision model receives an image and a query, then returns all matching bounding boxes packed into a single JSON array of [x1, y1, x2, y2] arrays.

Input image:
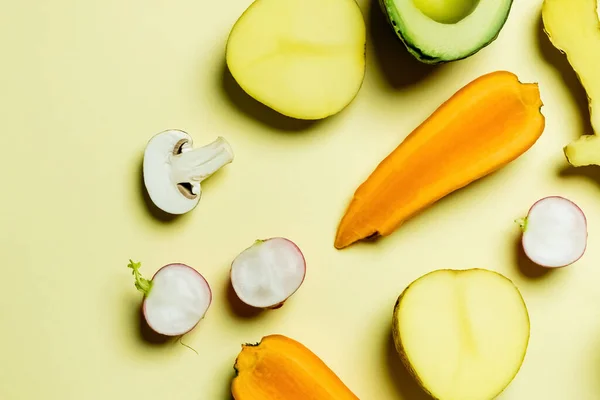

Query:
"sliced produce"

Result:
[[334, 71, 545, 249], [127, 260, 212, 337], [379, 0, 513, 64], [543, 0, 600, 166], [230, 238, 306, 309], [232, 334, 359, 399], [393, 269, 530, 400], [143, 129, 234, 215], [517, 196, 587, 268], [225, 0, 366, 120]]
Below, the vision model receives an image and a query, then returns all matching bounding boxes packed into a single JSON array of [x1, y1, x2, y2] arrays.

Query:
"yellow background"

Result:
[[1, 0, 599, 399]]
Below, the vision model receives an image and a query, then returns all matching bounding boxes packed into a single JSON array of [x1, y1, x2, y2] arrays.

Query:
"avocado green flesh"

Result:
[[380, 0, 513, 64]]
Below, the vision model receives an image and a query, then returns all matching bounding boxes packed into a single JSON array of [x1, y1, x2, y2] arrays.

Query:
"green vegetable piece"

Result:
[[379, 0, 513, 64], [127, 260, 153, 296]]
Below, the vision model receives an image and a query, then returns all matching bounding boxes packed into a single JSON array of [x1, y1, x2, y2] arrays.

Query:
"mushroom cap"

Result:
[[143, 129, 201, 215]]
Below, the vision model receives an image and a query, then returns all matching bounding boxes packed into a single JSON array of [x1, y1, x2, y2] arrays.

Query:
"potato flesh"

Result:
[[543, 0, 600, 166], [395, 270, 529, 400], [226, 0, 366, 120]]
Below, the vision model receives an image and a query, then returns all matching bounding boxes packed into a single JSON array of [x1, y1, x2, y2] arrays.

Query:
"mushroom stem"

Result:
[[170, 137, 234, 195]]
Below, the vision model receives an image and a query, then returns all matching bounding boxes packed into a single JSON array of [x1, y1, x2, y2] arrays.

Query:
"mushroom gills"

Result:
[[143, 130, 234, 215]]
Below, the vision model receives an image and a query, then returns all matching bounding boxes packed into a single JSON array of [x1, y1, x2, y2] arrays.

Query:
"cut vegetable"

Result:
[[232, 334, 359, 399], [380, 0, 513, 64], [543, 0, 600, 166], [335, 71, 545, 249], [517, 196, 587, 268], [225, 0, 366, 120], [393, 269, 530, 400], [231, 238, 306, 309], [127, 260, 212, 337], [143, 129, 234, 215]]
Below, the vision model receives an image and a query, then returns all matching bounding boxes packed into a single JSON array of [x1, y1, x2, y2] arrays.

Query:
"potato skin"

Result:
[[392, 276, 437, 399]]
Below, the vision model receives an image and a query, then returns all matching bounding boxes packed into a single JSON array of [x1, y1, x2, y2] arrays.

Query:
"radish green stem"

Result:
[[515, 217, 528, 232], [128, 260, 153, 296]]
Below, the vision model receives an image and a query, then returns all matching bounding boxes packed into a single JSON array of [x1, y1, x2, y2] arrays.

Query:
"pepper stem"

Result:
[[127, 260, 153, 296]]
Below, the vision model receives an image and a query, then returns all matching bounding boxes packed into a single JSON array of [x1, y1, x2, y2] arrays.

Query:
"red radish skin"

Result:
[[230, 238, 306, 310], [128, 261, 212, 337], [518, 196, 588, 268]]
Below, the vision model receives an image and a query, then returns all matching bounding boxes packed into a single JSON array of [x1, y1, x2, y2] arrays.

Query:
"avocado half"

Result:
[[379, 0, 514, 64]]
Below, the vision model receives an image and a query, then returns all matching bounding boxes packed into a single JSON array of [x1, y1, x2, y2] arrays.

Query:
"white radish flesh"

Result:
[[520, 196, 587, 268], [231, 238, 306, 309], [128, 261, 212, 337]]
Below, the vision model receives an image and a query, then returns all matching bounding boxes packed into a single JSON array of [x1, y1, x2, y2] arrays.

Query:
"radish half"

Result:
[[517, 197, 587, 268], [230, 238, 306, 309], [127, 260, 212, 336]]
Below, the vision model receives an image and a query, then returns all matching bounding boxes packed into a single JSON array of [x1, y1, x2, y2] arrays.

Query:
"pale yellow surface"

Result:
[[2, 0, 600, 399]]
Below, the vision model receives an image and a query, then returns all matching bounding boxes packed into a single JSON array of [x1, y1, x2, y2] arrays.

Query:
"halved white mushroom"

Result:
[[143, 129, 234, 215]]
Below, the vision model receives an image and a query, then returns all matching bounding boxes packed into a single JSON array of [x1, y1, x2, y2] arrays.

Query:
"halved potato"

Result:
[[392, 269, 530, 400], [225, 0, 366, 120]]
